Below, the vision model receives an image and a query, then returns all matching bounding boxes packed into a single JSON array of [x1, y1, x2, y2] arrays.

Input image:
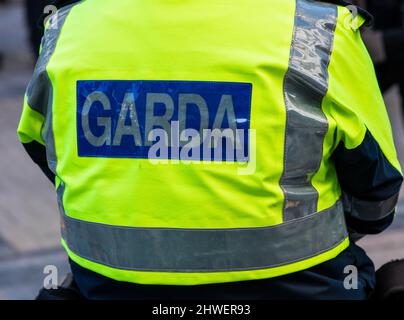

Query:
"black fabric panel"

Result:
[[22, 141, 55, 184], [333, 130, 403, 201]]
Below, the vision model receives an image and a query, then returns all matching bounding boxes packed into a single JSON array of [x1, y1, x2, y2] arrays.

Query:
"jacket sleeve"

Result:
[[327, 7, 403, 235], [17, 29, 55, 185], [18, 96, 55, 184]]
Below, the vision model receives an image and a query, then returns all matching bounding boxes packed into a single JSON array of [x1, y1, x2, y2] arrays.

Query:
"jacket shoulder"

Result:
[[38, 0, 82, 30], [315, 0, 374, 27]]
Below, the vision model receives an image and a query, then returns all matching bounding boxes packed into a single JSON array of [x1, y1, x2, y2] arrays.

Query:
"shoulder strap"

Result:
[[316, 0, 374, 27]]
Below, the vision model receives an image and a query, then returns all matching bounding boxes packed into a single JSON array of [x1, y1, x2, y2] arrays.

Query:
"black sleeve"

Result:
[[22, 141, 55, 184], [333, 130, 403, 234]]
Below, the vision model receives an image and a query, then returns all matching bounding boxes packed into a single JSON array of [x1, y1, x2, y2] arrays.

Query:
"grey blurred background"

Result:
[[0, 0, 69, 300], [0, 0, 403, 300]]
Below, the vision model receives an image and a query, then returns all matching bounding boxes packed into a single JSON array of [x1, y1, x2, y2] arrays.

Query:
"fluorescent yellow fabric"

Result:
[[324, 6, 401, 171], [17, 97, 45, 145], [49, 0, 295, 229], [312, 6, 402, 214]]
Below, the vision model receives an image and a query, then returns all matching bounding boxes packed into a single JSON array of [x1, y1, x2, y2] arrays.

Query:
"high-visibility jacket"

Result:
[[18, 0, 403, 285]]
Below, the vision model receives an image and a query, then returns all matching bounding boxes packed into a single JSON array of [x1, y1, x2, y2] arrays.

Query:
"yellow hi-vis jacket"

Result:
[[17, 0, 403, 285]]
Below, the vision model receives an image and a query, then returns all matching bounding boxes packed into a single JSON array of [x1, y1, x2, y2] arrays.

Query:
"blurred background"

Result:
[[0, 0, 403, 299]]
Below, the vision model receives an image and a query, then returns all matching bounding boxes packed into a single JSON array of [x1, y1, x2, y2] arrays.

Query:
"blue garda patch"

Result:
[[77, 80, 252, 161]]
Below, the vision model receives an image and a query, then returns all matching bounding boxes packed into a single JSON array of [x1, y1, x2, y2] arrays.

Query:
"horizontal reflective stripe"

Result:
[[342, 192, 399, 221], [61, 201, 348, 272]]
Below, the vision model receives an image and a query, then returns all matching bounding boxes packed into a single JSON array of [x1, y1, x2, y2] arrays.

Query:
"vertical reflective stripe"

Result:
[[26, 4, 77, 116], [25, 3, 80, 174], [281, 0, 337, 221], [57, 181, 67, 241]]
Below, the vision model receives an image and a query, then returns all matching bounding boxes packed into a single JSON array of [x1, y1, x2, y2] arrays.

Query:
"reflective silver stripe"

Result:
[[57, 182, 68, 242], [342, 192, 399, 221], [61, 201, 347, 272], [26, 4, 77, 115], [25, 3, 81, 173], [280, 0, 338, 221]]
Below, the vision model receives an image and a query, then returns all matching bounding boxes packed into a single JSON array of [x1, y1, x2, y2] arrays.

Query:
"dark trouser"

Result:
[[68, 242, 375, 300]]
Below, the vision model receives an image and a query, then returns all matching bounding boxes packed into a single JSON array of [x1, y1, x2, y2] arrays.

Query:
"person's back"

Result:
[[18, 0, 403, 299]]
